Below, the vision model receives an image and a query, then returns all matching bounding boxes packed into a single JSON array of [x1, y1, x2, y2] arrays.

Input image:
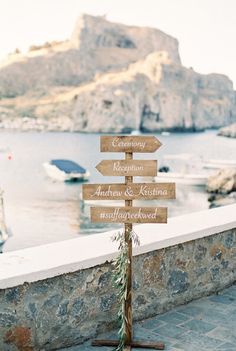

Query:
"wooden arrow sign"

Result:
[[84, 134, 175, 350], [91, 207, 167, 223], [96, 160, 157, 176], [83, 183, 175, 200], [101, 136, 162, 153]]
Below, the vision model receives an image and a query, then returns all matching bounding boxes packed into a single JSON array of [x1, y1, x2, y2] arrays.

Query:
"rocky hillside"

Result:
[[73, 52, 235, 132], [0, 14, 235, 132]]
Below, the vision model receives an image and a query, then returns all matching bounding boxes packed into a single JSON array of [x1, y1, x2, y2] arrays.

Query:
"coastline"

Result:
[[0, 120, 219, 134], [1, 129, 235, 251]]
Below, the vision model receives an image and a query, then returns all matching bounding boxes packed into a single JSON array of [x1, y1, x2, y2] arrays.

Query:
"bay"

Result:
[[0, 130, 235, 252]]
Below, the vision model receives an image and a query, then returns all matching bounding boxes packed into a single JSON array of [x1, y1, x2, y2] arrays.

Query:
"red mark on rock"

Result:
[[4, 326, 33, 351]]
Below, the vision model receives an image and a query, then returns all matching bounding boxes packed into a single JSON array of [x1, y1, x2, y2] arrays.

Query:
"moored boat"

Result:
[[203, 159, 236, 169], [130, 130, 141, 136], [155, 153, 208, 186], [154, 172, 207, 186], [161, 131, 171, 136], [43, 159, 90, 182]]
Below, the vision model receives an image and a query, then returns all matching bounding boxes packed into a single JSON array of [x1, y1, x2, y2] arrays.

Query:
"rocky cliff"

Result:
[[72, 51, 235, 132], [0, 14, 235, 132], [218, 123, 236, 138]]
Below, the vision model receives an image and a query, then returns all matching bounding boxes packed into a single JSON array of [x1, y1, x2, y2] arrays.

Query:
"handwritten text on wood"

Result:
[[100, 136, 162, 153], [83, 183, 175, 200], [91, 207, 167, 223], [96, 160, 157, 176]]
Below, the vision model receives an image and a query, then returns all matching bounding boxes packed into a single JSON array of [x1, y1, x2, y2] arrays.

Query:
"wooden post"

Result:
[[124, 151, 133, 345], [84, 135, 173, 350]]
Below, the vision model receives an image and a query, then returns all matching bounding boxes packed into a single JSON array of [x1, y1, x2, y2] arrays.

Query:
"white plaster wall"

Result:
[[0, 204, 235, 289]]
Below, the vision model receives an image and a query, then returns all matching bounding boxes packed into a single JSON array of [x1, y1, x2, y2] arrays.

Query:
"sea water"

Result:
[[0, 130, 235, 252]]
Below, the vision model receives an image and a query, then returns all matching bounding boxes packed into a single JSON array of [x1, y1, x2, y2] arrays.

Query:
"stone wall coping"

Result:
[[0, 204, 235, 289]]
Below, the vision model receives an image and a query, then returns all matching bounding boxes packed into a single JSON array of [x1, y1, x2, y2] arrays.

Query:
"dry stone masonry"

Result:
[[0, 228, 235, 350]]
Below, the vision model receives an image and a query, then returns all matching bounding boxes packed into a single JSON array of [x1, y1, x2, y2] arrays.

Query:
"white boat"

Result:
[[154, 172, 207, 186], [43, 159, 90, 182], [161, 131, 171, 136], [130, 130, 141, 136], [155, 153, 208, 186], [203, 159, 236, 169]]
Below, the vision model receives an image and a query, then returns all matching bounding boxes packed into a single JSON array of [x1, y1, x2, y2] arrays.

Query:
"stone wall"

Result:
[[0, 227, 235, 350]]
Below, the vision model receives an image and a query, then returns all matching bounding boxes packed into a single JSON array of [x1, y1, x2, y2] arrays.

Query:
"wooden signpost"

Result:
[[100, 135, 162, 153], [91, 206, 167, 223], [82, 135, 176, 350], [96, 160, 157, 176], [83, 183, 175, 200]]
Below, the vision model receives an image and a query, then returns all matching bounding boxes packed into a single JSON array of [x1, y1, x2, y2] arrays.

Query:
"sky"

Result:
[[0, 0, 235, 88]]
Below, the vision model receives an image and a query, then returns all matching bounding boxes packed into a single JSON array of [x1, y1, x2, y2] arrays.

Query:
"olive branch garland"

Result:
[[111, 230, 140, 351]]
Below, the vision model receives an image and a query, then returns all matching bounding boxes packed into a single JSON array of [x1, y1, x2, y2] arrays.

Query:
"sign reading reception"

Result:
[[82, 135, 176, 350]]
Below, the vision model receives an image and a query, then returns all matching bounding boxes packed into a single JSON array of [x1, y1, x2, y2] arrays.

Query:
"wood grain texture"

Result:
[[82, 183, 175, 200], [96, 160, 157, 176], [100, 136, 162, 153], [92, 340, 165, 349], [87, 136, 171, 349], [124, 151, 133, 344], [91, 206, 167, 223]]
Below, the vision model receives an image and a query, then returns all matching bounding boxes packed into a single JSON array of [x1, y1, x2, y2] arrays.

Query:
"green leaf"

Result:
[[111, 230, 140, 351]]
